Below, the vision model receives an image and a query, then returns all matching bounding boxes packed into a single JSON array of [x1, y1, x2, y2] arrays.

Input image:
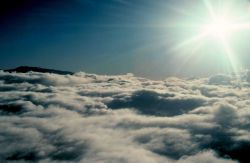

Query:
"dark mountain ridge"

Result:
[[4, 66, 73, 75]]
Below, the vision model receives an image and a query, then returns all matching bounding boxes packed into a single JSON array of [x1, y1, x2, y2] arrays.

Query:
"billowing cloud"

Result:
[[1, 70, 250, 162]]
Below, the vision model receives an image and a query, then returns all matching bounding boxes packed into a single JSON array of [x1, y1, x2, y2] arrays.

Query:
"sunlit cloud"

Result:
[[1, 71, 250, 162]]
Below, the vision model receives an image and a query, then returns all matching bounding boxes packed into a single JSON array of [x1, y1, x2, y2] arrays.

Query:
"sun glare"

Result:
[[168, 0, 250, 76], [203, 16, 234, 39]]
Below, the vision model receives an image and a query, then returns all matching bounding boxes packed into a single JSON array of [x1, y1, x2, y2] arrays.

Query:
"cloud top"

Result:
[[0, 71, 250, 162]]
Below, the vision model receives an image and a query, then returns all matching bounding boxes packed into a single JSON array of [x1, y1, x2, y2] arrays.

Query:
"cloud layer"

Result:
[[1, 71, 250, 162]]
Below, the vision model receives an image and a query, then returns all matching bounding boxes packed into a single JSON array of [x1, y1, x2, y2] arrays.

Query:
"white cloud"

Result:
[[1, 71, 249, 162]]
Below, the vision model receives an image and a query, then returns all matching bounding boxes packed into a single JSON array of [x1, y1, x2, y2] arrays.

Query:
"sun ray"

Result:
[[167, 0, 250, 76], [220, 37, 241, 77], [168, 31, 208, 53], [202, 0, 216, 19]]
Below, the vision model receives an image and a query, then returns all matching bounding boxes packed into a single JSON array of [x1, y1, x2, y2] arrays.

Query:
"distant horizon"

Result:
[[2, 65, 250, 81]]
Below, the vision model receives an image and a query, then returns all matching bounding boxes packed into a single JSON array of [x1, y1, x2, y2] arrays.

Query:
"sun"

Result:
[[203, 16, 234, 39], [166, 1, 250, 76], [168, 4, 248, 76]]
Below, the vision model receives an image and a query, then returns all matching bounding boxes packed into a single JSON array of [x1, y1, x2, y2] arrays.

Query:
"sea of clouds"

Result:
[[1, 70, 250, 162]]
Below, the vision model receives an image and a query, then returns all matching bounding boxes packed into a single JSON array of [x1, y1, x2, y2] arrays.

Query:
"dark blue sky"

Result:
[[1, 0, 250, 78]]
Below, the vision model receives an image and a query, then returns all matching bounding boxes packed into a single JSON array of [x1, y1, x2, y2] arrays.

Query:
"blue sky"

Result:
[[1, 0, 250, 79]]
